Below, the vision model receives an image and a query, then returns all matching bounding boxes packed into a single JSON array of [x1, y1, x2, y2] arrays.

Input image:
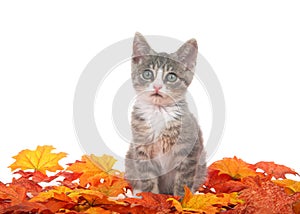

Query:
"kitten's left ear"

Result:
[[173, 39, 198, 71]]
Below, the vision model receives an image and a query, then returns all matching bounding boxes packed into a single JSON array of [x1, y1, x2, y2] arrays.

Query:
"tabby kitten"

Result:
[[125, 32, 206, 196]]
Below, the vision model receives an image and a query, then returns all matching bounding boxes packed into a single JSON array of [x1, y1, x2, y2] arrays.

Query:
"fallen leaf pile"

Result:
[[0, 145, 299, 213]]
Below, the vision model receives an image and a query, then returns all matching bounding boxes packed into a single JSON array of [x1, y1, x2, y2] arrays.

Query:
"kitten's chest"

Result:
[[140, 105, 175, 139]]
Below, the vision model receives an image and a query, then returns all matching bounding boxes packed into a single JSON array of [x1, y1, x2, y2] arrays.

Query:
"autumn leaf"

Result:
[[180, 186, 243, 213], [200, 168, 248, 194], [67, 154, 122, 188], [84, 206, 111, 214], [9, 145, 67, 174], [255, 161, 299, 179], [14, 170, 59, 183], [210, 156, 257, 179], [120, 192, 180, 214], [57, 171, 82, 189], [89, 154, 117, 173], [3, 146, 300, 213], [88, 173, 130, 197], [0, 182, 27, 206], [11, 177, 42, 197], [30, 186, 73, 203], [273, 179, 300, 194], [1, 201, 49, 214]]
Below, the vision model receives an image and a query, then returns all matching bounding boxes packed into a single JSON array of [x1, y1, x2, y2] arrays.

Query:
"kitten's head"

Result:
[[131, 32, 197, 106]]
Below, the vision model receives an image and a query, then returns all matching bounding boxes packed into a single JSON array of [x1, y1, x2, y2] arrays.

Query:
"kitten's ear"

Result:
[[132, 32, 153, 64], [174, 39, 198, 71]]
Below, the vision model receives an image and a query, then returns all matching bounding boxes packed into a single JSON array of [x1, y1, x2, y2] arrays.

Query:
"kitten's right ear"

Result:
[[132, 32, 153, 64]]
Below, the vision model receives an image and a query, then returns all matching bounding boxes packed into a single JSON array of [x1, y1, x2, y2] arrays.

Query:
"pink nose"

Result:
[[153, 85, 162, 93]]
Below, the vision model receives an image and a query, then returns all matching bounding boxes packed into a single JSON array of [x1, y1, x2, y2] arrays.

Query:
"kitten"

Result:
[[125, 32, 206, 196]]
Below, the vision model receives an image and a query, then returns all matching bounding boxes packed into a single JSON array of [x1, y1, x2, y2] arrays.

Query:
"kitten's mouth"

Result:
[[151, 93, 163, 98]]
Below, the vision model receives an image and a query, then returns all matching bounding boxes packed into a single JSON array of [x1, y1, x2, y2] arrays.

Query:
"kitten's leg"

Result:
[[173, 157, 198, 196], [191, 161, 207, 193], [126, 146, 159, 194], [135, 152, 160, 194]]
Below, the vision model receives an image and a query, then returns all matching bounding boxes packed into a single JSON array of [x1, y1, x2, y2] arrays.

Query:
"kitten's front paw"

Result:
[[132, 189, 143, 198]]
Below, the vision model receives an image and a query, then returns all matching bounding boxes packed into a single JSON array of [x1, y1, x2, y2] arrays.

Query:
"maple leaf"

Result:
[[14, 170, 59, 183], [67, 189, 124, 213], [200, 168, 248, 194], [121, 192, 180, 214], [273, 179, 300, 194], [67, 154, 122, 188], [180, 186, 243, 213], [84, 206, 111, 214], [30, 186, 73, 203], [1, 201, 50, 214], [255, 161, 299, 179], [57, 171, 82, 189], [210, 156, 258, 179], [9, 145, 67, 174], [11, 177, 42, 197], [42, 199, 76, 213], [0, 182, 27, 206], [88, 173, 130, 197]]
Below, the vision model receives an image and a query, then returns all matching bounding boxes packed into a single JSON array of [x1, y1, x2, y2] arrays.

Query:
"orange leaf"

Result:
[[255, 161, 299, 179], [30, 186, 73, 203], [210, 156, 257, 179], [84, 206, 111, 214], [67, 155, 122, 187], [68, 189, 121, 209], [9, 145, 67, 174], [0, 182, 27, 206], [43, 199, 76, 213], [88, 173, 130, 197]]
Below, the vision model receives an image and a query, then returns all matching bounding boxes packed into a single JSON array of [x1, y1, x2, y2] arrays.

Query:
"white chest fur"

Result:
[[135, 102, 178, 139]]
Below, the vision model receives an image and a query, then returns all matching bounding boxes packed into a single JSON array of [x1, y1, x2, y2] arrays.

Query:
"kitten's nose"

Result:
[[153, 85, 162, 93]]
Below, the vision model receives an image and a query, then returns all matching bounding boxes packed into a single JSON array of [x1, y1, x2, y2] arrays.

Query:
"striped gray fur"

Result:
[[125, 32, 206, 196]]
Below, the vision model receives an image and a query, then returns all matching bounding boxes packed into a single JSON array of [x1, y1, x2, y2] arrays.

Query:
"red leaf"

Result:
[[56, 171, 81, 189], [14, 170, 59, 183], [122, 192, 180, 213], [1, 201, 50, 214], [11, 177, 42, 197], [255, 161, 299, 179]]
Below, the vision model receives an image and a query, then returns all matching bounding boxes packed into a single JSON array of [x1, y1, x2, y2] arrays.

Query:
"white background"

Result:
[[1, 1, 299, 183]]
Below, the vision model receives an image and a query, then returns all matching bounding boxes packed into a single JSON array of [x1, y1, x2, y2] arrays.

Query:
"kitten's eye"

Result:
[[142, 69, 153, 80], [166, 73, 177, 82]]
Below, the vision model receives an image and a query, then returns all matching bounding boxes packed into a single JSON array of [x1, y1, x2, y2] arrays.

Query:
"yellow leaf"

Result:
[[181, 186, 243, 213], [273, 179, 300, 194], [167, 198, 183, 212], [89, 154, 117, 173], [210, 156, 257, 179], [9, 145, 67, 174]]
